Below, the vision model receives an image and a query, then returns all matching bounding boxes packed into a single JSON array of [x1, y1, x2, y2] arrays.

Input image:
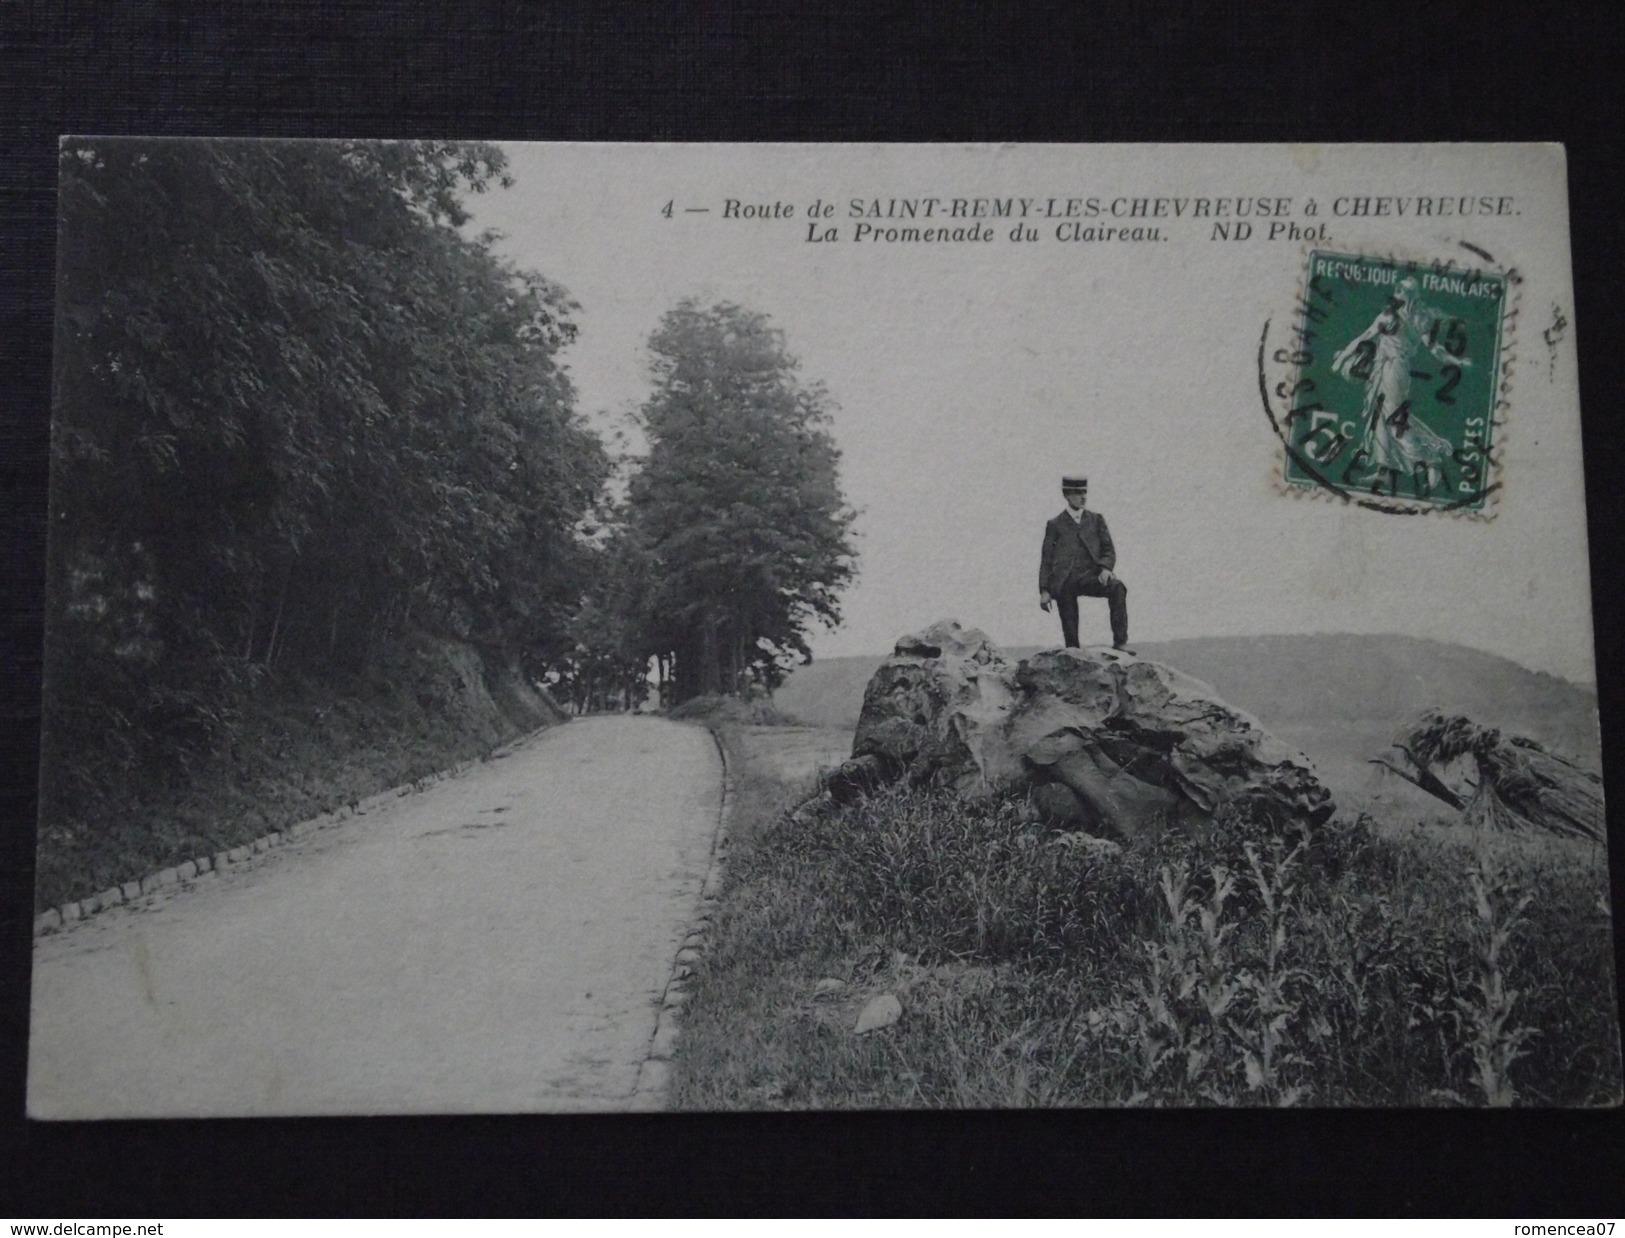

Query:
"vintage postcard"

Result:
[[28, 141, 1617, 1115]]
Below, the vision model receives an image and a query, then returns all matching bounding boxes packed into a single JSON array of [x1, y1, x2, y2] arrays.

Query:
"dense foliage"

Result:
[[619, 301, 857, 704], [42, 139, 608, 887], [38, 143, 862, 906], [672, 748, 1621, 1109]]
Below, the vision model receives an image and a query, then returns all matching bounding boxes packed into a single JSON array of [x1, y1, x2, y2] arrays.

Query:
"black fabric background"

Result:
[[2, 1, 1622, 1217]]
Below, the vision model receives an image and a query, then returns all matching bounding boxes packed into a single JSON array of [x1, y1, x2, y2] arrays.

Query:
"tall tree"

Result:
[[554, 525, 660, 714], [45, 138, 607, 814], [627, 301, 856, 702]]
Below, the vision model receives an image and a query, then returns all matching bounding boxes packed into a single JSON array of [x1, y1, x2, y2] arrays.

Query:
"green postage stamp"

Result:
[[1278, 249, 1511, 514]]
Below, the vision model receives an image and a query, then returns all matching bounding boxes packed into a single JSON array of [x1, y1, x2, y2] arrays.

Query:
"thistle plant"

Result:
[[1118, 860, 1247, 1102], [1231, 834, 1311, 1105], [1458, 854, 1539, 1106]]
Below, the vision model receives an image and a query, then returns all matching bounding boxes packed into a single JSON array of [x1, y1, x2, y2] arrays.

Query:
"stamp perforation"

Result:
[[1263, 240, 1520, 521]]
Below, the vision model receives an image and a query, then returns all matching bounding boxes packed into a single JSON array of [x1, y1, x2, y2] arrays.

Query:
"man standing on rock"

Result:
[[1040, 473, 1131, 652]]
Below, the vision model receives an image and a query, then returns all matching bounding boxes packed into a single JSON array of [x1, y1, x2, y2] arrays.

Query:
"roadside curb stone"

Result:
[[30, 727, 541, 940], [628, 723, 737, 1110], [628, 1059, 670, 1111], [648, 1021, 681, 1061]]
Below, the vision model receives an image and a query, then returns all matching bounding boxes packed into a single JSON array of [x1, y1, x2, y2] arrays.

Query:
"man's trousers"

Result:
[[1056, 574, 1128, 648]]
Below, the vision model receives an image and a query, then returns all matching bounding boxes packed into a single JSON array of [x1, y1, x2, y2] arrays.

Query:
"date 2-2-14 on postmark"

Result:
[[1267, 249, 1512, 515]]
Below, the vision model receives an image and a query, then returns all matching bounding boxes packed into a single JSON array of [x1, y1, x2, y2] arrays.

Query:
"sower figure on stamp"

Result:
[[1040, 473, 1132, 652]]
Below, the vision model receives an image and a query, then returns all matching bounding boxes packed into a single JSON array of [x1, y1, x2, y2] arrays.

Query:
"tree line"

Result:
[[44, 138, 855, 827], [564, 300, 856, 709]]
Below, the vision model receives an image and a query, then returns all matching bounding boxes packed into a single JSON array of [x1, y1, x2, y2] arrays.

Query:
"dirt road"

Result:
[[27, 716, 721, 1117]]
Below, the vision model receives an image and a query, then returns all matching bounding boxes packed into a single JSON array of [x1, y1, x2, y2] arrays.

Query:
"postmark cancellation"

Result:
[[1266, 248, 1515, 517]]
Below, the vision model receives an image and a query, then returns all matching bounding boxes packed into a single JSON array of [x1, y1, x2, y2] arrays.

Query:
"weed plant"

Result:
[[672, 734, 1622, 1108]]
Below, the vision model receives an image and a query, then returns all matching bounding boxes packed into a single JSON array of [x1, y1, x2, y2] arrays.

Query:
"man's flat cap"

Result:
[[1060, 474, 1089, 491]]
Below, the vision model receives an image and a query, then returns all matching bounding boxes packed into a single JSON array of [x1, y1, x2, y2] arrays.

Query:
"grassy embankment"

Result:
[[34, 635, 554, 912], [670, 721, 1621, 1108]]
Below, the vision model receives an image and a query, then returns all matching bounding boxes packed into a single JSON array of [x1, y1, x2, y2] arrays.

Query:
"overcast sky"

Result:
[[465, 144, 1595, 684]]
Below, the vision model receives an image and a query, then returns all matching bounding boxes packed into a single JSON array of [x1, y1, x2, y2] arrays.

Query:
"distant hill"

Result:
[[773, 633, 1601, 772]]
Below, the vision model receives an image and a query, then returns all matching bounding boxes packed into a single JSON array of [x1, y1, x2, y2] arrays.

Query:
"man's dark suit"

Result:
[[1040, 508, 1128, 648]]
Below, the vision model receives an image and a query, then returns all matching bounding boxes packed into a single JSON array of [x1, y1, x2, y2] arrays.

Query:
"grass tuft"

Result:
[[671, 728, 1622, 1109]]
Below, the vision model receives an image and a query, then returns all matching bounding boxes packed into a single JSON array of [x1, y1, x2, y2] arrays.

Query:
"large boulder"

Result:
[[844, 621, 1018, 794], [836, 619, 1334, 841]]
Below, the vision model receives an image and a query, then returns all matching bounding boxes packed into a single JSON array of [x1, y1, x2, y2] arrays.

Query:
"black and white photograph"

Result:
[[24, 139, 1621, 1117]]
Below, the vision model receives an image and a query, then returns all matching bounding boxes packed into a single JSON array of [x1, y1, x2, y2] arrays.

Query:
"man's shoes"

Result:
[[1112, 642, 1136, 655]]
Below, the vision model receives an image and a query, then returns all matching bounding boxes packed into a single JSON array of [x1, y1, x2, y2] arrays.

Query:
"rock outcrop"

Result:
[[1375, 710, 1604, 841], [827, 619, 1334, 841]]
